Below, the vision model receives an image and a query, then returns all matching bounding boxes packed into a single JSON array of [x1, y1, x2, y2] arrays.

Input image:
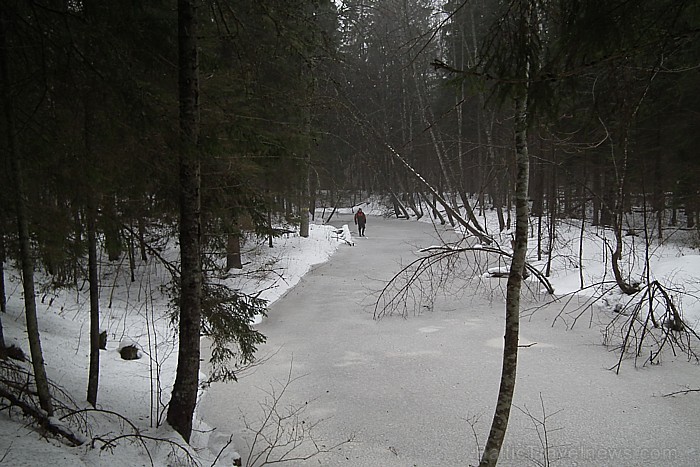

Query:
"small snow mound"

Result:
[[333, 224, 354, 246], [486, 266, 509, 278]]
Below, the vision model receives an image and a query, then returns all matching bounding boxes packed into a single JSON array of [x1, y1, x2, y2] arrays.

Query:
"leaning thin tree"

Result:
[[480, 78, 531, 467], [434, 0, 539, 463]]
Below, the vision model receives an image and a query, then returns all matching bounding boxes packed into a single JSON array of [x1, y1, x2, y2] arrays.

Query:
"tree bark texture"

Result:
[[167, 0, 202, 443], [0, 230, 5, 347], [300, 74, 313, 238], [0, 232, 6, 314], [86, 197, 100, 407], [480, 93, 530, 466], [226, 231, 243, 271], [84, 98, 101, 407], [138, 216, 148, 261]]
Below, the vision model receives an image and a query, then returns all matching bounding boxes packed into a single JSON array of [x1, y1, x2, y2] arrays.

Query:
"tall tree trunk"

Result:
[[226, 228, 243, 271], [390, 190, 410, 219], [545, 152, 557, 277], [300, 70, 313, 238], [484, 111, 506, 231], [86, 197, 100, 406], [309, 172, 318, 221], [600, 170, 615, 227], [410, 60, 456, 198], [384, 143, 493, 244], [0, 231, 6, 314], [84, 96, 101, 407], [300, 183, 310, 237], [137, 216, 148, 261], [653, 148, 664, 240], [168, 0, 202, 443], [610, 91, 639, 295], [128, 232, 136, 282], [611, 184, 637, 294], [0, 230, 5, 348], [267, 193, 274, 248], [405, 192, 423, 220], [0, 13, 53, 415], [102, 198, 122, 261], [480, 92, 530, 467], [422, 192, 446, 225]]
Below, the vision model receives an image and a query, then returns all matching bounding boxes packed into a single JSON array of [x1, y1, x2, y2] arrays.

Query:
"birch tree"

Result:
[[432, 1, 700, 462], [477, 1, 537, 462]]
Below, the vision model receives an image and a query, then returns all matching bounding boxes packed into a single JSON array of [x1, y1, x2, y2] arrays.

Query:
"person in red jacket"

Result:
[[354, 208, 367, 237]]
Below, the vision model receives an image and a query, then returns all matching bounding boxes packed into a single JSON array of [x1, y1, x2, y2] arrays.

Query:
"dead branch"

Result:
[[241, 362, 352, 466], [463, 414, 483, 465], [92, 433, 199, 467], [662, 387, 700, 398], [514, 394, 564, 467], [605, 280, 700, 374], [121, 222, 180, 279], [374, 243, 554, 319], [0, 385, 84, 446], [210, 433, 241, 466]]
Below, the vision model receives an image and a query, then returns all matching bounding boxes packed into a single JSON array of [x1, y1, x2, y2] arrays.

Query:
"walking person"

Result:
[[354, 208, 367, 237]]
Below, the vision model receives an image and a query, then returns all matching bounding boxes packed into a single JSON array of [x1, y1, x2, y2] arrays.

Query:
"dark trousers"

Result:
[[357, 223, 366, 236]]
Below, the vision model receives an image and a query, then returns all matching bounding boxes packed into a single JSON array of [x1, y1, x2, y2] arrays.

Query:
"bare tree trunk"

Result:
[[385, 144, 493, 244], [653, 150, 664, 240], [137, 216, 148, 261], [300, 72, 314, 239], [86, 197, 100, 407], [458, 190, 484, 232], [102, 198, 122, 261], [84, 96, 101, 407], [0, 13, 53, 415], [0, 229, 5, 348], [592, 169, 601, 226], [168, 0, 202, 443], [267, 198, 274, 248], [545, 150, 557, 277], [0, 232, 6, 315], [407, 192, 423, 219], [410, 61, 456, 198], [128, 232, 136, 282], [390, 190, 410, 219], [309, 171, 318, 222], [610, 77, 642, 295], [226, 230, 242, 270], [483, 111, 506, 231], [480, 92, 530, 467], [300, 185, 310, 237], [421, 192, 446, 225], [600, 170, 616, 227]]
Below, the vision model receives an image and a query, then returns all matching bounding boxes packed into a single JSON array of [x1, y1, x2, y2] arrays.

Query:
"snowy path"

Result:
[[200, 215, 700, 466]]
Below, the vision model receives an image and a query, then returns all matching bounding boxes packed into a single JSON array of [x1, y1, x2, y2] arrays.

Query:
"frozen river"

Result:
[[200, 214, 700, 466]]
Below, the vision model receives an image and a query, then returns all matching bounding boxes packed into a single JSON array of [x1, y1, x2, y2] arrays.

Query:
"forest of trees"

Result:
[[1, 0, 699, 463]]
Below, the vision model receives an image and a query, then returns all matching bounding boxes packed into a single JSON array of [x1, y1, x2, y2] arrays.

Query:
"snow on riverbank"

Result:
[[0, 222, 345, 466], [1, 200, 699, 466]]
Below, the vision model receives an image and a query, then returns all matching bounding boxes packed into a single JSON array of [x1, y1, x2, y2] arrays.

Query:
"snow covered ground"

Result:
[[0, 221, 345, 466], [1, 199, 699, 466], [201, 210, 700, 466]]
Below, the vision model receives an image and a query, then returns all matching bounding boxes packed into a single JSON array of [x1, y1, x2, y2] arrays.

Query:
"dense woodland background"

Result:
[[1, 0, 700, 461], [2, 0, 699, 285]]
